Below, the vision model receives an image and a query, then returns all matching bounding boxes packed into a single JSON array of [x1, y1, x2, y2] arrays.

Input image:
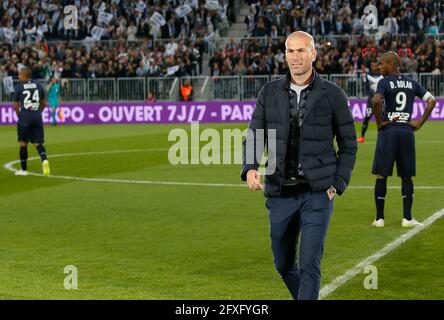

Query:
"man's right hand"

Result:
[[409, 120, 421, 131], [246, 170, 263, 190]]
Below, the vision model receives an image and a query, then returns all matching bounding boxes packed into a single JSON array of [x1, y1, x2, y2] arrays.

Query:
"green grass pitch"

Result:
[[0, 121, 443, 300]]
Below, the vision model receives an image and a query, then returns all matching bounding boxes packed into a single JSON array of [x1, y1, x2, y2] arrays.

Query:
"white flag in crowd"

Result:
[[135, 1, 147, 13], [97, 11, 114, 25], [2, 27, 14, 41], [47, 4, 58, 11], [203, 31, 215, 41], [175, 5, 192, 18], [24, 26, 36, 35], [184, 0, 199, 9], [91, 26, 105, 41], [37, 24, 48, 36], [3, 76, 14, 94], [166, 65, 179, 76], [98, 2, 106, 12], [149, 12, 166, 27], [41, 0, 48, 10], [205, 0, 219, 10]]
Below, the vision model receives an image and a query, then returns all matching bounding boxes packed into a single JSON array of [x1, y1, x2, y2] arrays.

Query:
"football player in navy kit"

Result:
[[371, 52, 436, 228], [14, 67, 50, 176], [357, 60, 383, 144]]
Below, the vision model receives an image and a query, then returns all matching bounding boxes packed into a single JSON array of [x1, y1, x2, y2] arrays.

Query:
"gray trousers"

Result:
[[265, 190, 334, 300]]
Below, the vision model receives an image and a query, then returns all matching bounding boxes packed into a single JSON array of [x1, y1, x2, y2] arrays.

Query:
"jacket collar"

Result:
[[283, 68, 319, 91]]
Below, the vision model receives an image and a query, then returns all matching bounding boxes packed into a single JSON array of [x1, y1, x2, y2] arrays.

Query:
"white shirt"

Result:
[[290, 83, 308, 104]]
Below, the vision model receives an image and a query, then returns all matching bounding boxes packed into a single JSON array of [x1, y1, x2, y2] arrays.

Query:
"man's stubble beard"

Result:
[[290, 64, 311, 77]]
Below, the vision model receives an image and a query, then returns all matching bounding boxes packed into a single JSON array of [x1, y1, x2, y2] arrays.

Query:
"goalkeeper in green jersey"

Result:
[[47, 77, 61, 125]]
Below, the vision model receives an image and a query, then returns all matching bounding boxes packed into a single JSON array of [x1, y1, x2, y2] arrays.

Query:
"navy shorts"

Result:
[[17, 112, 44, 144], [372, 123, 415, 177]]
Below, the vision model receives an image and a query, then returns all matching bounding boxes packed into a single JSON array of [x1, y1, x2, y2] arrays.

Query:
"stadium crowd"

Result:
[[0, 38, 206, 80], [209, 0, 444, 76], [0, 0, 235, 42], [211, 33, 444, 77], [244, 0, 444, 37], [0, 0, 235, 79], [0, 0, 443, 82], [206, 0, 444, 100]]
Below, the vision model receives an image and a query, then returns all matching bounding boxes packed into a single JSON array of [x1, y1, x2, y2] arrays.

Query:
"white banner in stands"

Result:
[[24, 26, 36, 35], [47, 4, 57, 11], [98, 2, 106, 12], [205, 0, 219, 10], [135, 1, 147, 12], [2, 28, 14, 41], [149, 12, 166, 27], [175, 5, 192, 17], [167, 65, 179, 76], [37, 24, 48, 36], [184, 0, 199, 9], [91, 26, 105, 40], [98, 11, 114, 25], [3, 76, 14, 94]]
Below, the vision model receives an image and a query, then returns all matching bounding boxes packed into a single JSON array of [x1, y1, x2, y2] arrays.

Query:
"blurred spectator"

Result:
[[146, 91, 156, 103], [417, 54, 432, 73], [384, 11, 399, 35]]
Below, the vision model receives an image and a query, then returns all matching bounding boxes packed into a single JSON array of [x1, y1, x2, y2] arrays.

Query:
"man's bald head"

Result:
[[285, 31, 315, 51], [285, 31, 317, 82], [378, 51, 401, 76], [381, 51, 400, 67]]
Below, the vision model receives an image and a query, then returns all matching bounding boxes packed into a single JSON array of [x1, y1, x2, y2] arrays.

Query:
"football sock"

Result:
[[20, 146, 28, 171], [375, 178, 387, 220], [51, 110, 56, 124], [361, 116, 370, 138], [402, 178, 413, 221], [36, 144, 47, 162]]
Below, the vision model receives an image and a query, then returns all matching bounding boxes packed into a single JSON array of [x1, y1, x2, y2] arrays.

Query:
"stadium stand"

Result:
[[243, 0, 444, 38]]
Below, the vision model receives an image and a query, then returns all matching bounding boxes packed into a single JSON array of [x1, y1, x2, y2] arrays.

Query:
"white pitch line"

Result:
[[2, 149, 244, 188], [3, 149, 444, 189], [319, 207, 444, 299]]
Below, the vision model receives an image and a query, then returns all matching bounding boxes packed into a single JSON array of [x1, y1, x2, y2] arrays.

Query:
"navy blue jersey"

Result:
[[14, 80, 46, 113], [375, 74, 427, 123]]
